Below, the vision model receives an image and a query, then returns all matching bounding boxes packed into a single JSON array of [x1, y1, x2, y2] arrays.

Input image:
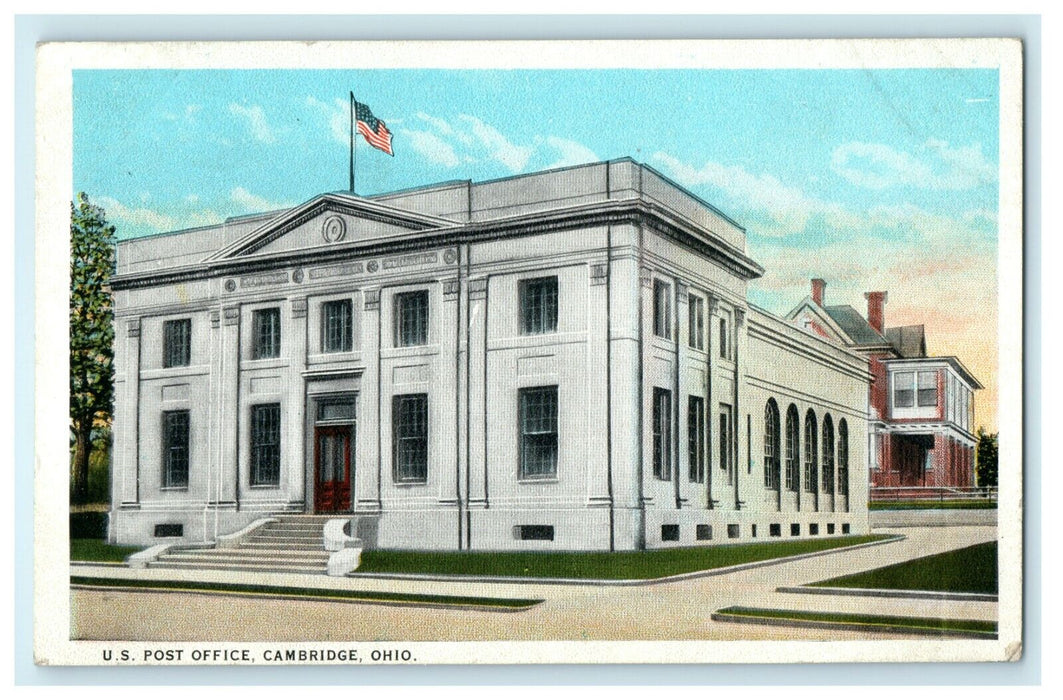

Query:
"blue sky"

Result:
[[73, 67, 1001, 427]]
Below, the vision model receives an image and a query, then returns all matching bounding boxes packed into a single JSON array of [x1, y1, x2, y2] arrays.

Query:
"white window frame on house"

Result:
[[519, 386, 559, 480], [893, 371, 915, 408], [321, 299, 353, 353], [519, 276, 559, 335], [394, 290, 430, 347], [652, 387, 672, 480], [161, 409, 190, 490], [688, 293, 706, 351], [763, 399, 781, 490], [785, 404, 800, 491], [918, 370, 938, 408], [392, 393, 429, 483], [653, 280, 671, 339], [249, 403, 281, 488], [251, 307, 281, 360], [822, 414, 835, 494], [163, 318, 191, 368], [803, 410, 818, 494]]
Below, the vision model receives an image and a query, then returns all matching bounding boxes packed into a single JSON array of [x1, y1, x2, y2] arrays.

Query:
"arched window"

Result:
[[838, 419, 849, 496], [785, 404, 800, 492], [763, 399, 781, 490], [804, 410, 818, 494], [822, 414, 835, 494]]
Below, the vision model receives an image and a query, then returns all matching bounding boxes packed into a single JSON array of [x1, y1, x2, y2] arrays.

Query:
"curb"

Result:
[[776, 585, 998, 602], [710, 612, 997, 640], [69, 581, 541, 613], [347, 535, 906, 587]]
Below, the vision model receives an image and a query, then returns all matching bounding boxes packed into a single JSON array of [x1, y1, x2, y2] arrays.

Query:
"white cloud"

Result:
[[306, 96, 348, 145], [544, 136, 598, 169], [229, 187, 291, 213], [400, 128, 462, 168], [229, 103, 277, 144], [457, 115, 534, 172], [97, 196, 179, 233], [831, 139, 996, 191]]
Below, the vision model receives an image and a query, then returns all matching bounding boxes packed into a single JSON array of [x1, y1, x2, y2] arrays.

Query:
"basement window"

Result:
[[696, 524, 713, 541], [827, 523, 836, 535], [809, 523, 819, 536], [661, 524, 680, 542], [515, 525, 555, 541], [727, 524, 740, 539], [769, 524, 782, 537], [842, 523, 851, 535], [154, 523, 183, 538], [790, 523, 800, 536]]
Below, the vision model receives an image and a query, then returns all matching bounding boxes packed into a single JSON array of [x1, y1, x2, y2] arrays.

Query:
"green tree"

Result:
[[975, 427, 998, 490], [70, 193, 116, 504]]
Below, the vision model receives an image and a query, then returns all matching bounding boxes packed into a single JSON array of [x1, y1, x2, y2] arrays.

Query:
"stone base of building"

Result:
[[109, 503, 870, 551]]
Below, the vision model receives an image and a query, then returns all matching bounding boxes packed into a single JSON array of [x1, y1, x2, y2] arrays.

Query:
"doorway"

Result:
[[314, 425, 352, 513]]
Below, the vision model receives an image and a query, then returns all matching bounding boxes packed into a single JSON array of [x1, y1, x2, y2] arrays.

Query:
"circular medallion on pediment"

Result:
[[224, 279, 237, 292], [292, 269, 304, 283], [443, 248, 458, 264], [367, 260, 379, 273], [321, 215, 347, 244]]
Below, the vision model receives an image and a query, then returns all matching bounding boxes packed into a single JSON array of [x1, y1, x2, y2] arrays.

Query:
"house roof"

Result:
[[885, 324, 927, 358], [823, 305, 888, 346]]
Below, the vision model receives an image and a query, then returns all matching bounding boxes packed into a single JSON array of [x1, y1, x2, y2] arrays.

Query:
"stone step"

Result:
[[158, 552, 329, 566], [237, 542, 324, 552], [175, 548, 329, 561], [258, 524, 325, 533], [246, 535, 323, 545], [148, 560, 325, 575]]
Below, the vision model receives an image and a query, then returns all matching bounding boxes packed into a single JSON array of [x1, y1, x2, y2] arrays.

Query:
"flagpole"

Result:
[[349, 92, 356, 194]]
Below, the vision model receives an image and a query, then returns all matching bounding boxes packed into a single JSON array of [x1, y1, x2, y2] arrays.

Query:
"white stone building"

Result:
[[108, 159, 871, 551]]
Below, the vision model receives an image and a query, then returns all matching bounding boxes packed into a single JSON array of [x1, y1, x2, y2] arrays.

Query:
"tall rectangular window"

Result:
[[719, 405, 732, 482], [688, 396, 705, 483], [688, 294, 706, 350], [395, 291, 429, 347], [653, 280, 671, 338], [653, 388, 672, 480], [520, 277, 559, 335], [321, 299, 353, 353], [918, 371, 938, 407], [161, 410, 190, 489], [719, 315, 731, 359], [393, 394, 428, 482], [894, 371, 915, 408], [250, 404, 281, 487], [519, 386, 559, 479], [252, 308, 281, 359], [163, 318, 191, 368]]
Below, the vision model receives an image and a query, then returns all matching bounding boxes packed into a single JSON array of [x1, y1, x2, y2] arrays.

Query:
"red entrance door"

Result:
[[314, 426, 352, 512]]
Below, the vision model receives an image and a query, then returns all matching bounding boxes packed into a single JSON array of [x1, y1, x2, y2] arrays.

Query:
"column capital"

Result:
[[364, 289, 381, 311]]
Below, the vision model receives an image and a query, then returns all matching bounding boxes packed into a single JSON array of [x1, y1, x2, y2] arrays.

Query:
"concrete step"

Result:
[[238, 542, 324, 552], [246, 535, 323, 546], [158, 554, 329, 568], [148, 560, 325, 575], [175, 548, 329, 561]]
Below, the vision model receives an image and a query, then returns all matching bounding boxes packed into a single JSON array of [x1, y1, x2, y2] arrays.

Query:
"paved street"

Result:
[[70, 526, 997, 642]]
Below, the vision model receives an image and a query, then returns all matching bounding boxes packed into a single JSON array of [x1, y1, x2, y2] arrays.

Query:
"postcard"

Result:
[[34, 38, 1023, 666]]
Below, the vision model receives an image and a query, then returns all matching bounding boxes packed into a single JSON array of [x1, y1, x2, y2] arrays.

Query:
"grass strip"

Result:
[[716, 606, 997, 636], [357, 535, 891, 580], [811, 541, 997, 594], [70, 576, 542, 610], [71, 539, 143, 563], [870, 500, 996, 510]]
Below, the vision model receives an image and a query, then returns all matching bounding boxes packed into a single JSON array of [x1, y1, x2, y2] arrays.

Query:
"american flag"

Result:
[[353, 97, 394, 156]]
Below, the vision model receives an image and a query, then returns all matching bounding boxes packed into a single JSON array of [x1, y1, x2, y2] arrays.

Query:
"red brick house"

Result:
[[787, 279, 982, 490]]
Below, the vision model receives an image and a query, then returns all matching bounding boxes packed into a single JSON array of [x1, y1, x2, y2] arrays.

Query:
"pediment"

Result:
[[207, 193, 458, 261]]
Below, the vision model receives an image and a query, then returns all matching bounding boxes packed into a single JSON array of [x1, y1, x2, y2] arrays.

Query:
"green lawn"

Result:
[[70, 539, 142, 563], [870, 500, 997, 510], [70, 576, 541, 610], [811, 541, 997, 594], [357, 535, 890, 580], [715, 606, 997, 636]]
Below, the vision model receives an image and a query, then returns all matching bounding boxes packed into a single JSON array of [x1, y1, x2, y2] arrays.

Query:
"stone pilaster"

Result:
[[356, 289, 382, 512]]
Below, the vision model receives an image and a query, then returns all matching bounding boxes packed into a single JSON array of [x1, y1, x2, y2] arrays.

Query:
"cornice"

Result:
[[111, 198, 764, 291]]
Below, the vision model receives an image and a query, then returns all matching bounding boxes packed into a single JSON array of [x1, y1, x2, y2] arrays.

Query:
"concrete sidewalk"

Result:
[[70, 525, 998, 642]]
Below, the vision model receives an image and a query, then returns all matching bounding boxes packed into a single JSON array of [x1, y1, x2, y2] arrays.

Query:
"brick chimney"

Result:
[[811, 278, 826, 306], [864, 291, 888, 334]]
